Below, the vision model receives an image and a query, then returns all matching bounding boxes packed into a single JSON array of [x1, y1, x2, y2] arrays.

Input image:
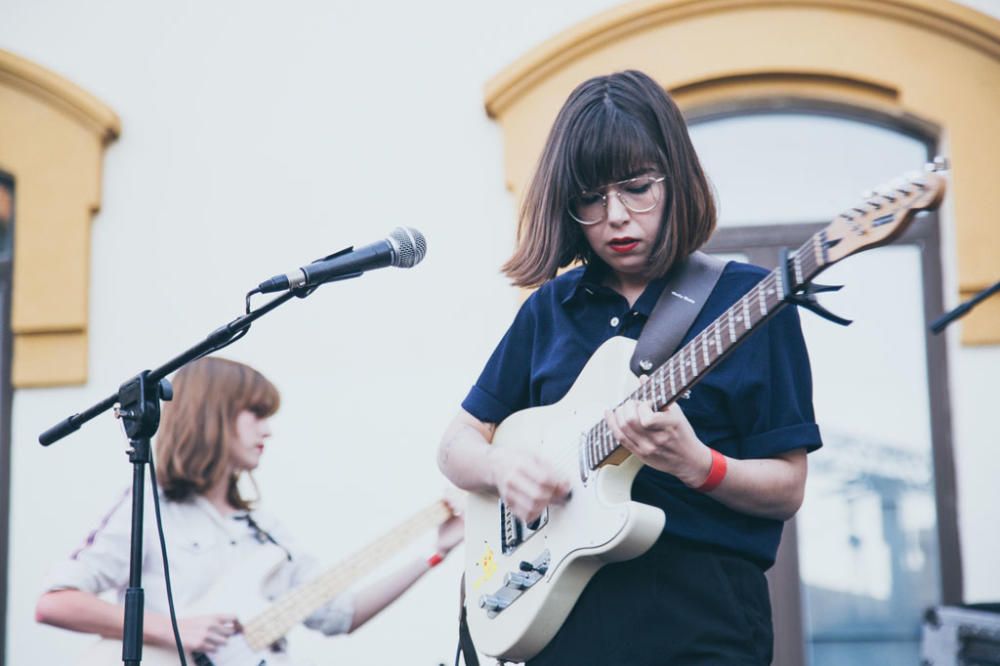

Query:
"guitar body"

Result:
[[77, 546, 294, 666], [464, 336, 666, 662], [76, 638, 293, 666]]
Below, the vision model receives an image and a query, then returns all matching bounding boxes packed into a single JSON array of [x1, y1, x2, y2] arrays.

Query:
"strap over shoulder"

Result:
[[629, 251, 728, 377]]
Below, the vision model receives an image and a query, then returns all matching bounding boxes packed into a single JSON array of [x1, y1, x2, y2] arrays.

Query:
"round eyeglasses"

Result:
[[567, 174, 667, 225]]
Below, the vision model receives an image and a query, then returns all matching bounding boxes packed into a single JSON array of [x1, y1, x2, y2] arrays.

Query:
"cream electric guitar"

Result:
[[79, 499, 454, 666], [463, 166, 947, 662]]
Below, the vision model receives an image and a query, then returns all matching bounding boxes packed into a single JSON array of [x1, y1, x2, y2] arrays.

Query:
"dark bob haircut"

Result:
[[502, 70, 717, 288]]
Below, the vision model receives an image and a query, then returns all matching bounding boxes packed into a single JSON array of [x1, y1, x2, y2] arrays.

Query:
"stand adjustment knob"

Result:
[[158, 378, 173, 401]]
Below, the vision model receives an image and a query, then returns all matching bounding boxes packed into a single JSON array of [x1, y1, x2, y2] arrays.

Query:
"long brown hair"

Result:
[[155, 356, 280, 509], [502, 70, 717, 288]]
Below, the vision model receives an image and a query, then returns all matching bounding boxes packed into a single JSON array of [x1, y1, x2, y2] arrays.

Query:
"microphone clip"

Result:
[[288, 245, 363, 298]]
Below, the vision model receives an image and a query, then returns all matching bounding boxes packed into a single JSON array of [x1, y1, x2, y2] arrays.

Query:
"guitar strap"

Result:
[[629, 250, 728, 377], [458, 573, 480, 666]]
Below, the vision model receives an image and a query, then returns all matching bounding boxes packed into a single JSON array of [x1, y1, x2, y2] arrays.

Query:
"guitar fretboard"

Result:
[[241, 500, 452, 651], [581, 232, 828, 471]]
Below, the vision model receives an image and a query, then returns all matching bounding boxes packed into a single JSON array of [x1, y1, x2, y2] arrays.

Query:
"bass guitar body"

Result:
[[77, 546, 293, 666], [77, 638, 293, 666], [464, 336, 665, 662]]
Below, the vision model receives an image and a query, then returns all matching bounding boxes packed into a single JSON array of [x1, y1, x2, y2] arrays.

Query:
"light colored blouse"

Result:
[[44, 484, 354, 637]]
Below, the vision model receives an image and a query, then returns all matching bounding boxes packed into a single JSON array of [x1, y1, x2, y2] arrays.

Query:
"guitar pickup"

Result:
[[500, 501, 549, 555]]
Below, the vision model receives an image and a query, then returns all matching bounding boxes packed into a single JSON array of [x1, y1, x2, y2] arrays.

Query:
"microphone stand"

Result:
[[38, 282, 340, 665], [930, 278, 1000, 334]]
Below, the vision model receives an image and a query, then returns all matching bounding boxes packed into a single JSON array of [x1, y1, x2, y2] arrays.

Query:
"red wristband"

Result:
[[695, 448, 727, 492], [427, 552, 444, 568]]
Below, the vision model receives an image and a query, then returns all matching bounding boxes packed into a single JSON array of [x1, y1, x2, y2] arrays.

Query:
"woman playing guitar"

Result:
[[36, 356, 463, 661], [438, 70, 822, 665]]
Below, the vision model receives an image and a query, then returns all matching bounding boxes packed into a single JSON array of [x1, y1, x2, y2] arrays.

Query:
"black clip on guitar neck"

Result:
[[777, 246, 852, 327]]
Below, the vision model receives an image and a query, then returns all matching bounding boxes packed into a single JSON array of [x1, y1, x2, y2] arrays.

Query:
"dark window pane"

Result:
[[0, 176, 11, 257]]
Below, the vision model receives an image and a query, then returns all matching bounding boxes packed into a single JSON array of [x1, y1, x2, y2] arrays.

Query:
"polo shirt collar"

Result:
[[560, 261, 609, 305], [560, 261, 671, 317]]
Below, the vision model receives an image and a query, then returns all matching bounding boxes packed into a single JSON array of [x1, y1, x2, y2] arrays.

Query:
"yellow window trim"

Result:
[[484, 0, 1000, 344], [0, 48, 120, 386]]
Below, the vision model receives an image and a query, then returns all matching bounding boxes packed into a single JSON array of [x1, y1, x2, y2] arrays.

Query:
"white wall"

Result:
[[0, 1, 625, 664], [2, 0, 999, 664]]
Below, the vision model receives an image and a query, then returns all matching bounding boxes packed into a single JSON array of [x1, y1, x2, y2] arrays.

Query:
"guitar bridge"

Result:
[[479, 550, 550, 618], [499, 500, 548, 555]]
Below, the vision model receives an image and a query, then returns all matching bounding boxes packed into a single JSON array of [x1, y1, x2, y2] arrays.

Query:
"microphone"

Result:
[[257, 227, 427, 293]]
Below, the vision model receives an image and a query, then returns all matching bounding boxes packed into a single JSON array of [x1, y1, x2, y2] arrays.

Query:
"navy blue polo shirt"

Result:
[[462, 260, 821, 568]]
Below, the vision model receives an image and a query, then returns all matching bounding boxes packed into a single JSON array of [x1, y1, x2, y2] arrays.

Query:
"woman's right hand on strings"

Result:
[[173, 614, 239, 653], [489, 447, 571, 523]]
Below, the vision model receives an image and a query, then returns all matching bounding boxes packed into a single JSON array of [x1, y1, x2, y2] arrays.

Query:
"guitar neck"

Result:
[[583, 234, 826, 470], [241, 500, 452, 651]]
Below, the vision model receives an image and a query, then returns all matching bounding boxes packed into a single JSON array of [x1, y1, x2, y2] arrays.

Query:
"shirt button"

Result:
[[610, 316, 620, 327]]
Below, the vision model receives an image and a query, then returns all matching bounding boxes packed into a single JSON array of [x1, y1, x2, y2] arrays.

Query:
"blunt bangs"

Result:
[[564, 102, 663, 195], [503, 70, 716, 288]]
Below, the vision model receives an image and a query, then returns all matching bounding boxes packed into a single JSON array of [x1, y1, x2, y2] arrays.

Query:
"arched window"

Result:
[[691, 109, 958, 665]]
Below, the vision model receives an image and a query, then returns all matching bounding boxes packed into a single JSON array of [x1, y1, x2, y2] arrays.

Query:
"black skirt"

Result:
[[527, 534, 773, 666]]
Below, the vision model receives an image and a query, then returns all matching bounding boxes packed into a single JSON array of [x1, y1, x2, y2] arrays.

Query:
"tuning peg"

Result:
[[878, 188, 897, 203], [860, 191, 883, 209], [904, 171, 927, 189]]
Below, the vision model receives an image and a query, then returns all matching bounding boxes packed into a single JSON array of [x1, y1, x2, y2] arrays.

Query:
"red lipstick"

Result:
[[609, 237, 639, 253]]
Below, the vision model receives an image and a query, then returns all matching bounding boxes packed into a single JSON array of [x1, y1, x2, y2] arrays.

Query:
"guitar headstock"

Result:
[[821, 162, 947, 267]]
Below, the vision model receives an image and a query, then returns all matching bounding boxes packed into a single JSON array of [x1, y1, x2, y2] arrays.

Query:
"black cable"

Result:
[[245, 288, 260, 315], [148, 448, 188, 666], [202, 326, 250, 357], [122, 292, 258, 664]]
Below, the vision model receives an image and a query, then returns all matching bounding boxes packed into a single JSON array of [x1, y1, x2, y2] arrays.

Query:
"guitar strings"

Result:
[[243, 502, 451, 648], [530, 237, 824, 486]]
